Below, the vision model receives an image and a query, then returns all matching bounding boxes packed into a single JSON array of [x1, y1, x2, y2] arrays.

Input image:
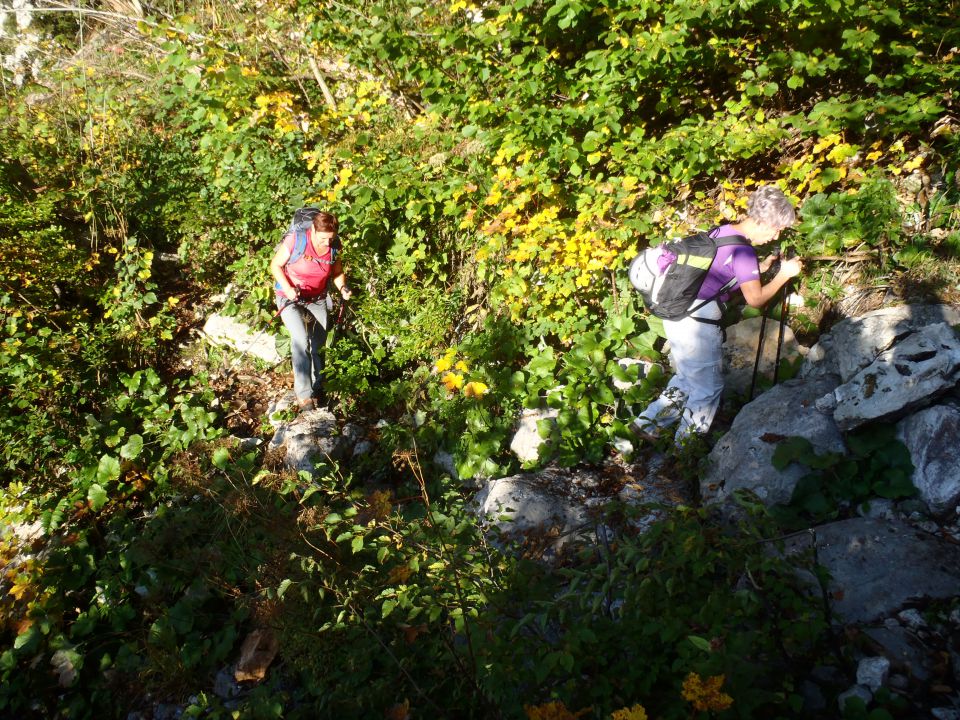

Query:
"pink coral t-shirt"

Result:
[[696, 225, 759, 302]]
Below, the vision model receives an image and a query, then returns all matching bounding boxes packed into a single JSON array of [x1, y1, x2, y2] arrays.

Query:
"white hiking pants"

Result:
[[637, 301, 724, 444]]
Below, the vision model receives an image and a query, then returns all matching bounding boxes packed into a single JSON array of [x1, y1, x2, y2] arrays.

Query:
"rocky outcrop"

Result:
[[785, 517, 960, 624], [825, 322, 960, 431], [471, 457, 681, 556], [801, 304, 960, 382], [267, 397, 362, 474], [896, 404, 960, 517], [509, 408, 559, 464], [202, 312, 281, 364], [705, 304, 960, 514], [471, 469, 592, 549], [702, 375, 845, 506]]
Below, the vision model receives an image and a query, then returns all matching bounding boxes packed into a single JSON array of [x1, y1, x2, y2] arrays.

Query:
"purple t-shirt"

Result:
[[696, 225, 759, 301]]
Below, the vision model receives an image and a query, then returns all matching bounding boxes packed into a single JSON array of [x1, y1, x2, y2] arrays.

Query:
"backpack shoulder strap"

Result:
[[286, 229, 309, 265], [715, 235, 750, 247]]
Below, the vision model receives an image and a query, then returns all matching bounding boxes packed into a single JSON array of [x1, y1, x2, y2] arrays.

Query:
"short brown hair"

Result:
[[313, 211, 338, 234]]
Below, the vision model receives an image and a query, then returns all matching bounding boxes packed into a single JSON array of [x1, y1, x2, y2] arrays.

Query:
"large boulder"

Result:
[[802, 304, 960, 382], [785, 517, 960, 624], [702, 375, 844, 506], [471, 468, 592, 548], [269, 407, 353, 473], [896, 404, 960, 517], [722, 315, 805, 398], [825, 323, 960, 431], [202, 312, 281, 364]]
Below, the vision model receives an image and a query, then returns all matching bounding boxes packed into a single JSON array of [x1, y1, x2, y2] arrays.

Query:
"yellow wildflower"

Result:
[[610, 704, 648, 720], [441, 372, 464, 392], [682, 672, 734, 713], [523, 701, 591, 720], [434, 349, 457, 373], [454, 360, 469, 373], [462, 381, 489, 398]]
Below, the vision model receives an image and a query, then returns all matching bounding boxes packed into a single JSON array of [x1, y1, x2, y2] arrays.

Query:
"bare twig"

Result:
[[307, 55, 338, 112]]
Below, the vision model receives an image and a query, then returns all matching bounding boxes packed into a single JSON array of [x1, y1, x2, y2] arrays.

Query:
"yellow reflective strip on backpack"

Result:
[[677, 253, 713, 270]]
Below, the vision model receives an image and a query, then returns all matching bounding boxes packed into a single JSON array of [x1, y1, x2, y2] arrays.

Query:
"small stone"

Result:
[[352, 440, 373, 458], [932, 709, 960, 720], [856, 656, 890, 691], [897, 608, 926, 630], [949, 607, 960, 626], [838, 684, 873, 711], [883, 617, 900, 629]]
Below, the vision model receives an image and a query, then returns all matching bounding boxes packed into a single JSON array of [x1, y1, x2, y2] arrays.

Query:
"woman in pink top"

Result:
[[633, 186, 803, 444], [270, 210, 352, 411]]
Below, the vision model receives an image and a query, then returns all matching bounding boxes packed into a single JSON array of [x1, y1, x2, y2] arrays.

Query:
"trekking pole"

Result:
[[748, 300, 771, 402], [325, 296, 348, 349], [772, 280, 792, 385]]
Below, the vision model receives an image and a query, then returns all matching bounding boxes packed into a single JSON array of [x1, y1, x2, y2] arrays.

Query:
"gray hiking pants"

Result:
[[277, 296, 330, 402]]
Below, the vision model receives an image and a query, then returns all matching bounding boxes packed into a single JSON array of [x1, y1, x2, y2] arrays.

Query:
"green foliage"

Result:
[[478, 496, 830, 717], [796, 179, 901, 256], [771, 425, 916, 524], [2, 0, 959, 716]]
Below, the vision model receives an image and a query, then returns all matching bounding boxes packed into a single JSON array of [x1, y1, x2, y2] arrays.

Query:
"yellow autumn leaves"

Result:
[[433, 350, 488, 398], [522, 673, 732, 719], [682, 672, 734, 712], [468, 156, 627, 312]]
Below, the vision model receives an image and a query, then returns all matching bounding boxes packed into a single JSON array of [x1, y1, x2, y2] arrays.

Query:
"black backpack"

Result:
[[628, 230, 750, 320]]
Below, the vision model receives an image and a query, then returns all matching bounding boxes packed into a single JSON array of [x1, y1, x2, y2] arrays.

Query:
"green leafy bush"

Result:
[[771, 425, 915, 525]]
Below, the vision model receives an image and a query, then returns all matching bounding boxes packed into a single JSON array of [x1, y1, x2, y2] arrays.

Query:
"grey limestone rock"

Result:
[[837, 684, 873, 712], [269, 407, 351, 473], [202, 312, 281, 364], [855, 656, 890, 692], [509, 408, 559, 463], [802, 304, 960, 382], [702, 375, 844, 506], [897, 404, 960, 517], [785, 517, 960, 624], [722, 314, 804, 398], [829, 323, 960, 431]]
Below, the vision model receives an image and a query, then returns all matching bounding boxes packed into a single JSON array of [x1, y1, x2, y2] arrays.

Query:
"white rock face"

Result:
[[830, 323, 960, 431], [509, 408, 559, 463], [802, 304, 960, 382], [701, 375, 845, 506], [269, 407, 352, 474], [896, 404, 960, 517], [202, 312, 282, 364], [472, 474, 589, 542]]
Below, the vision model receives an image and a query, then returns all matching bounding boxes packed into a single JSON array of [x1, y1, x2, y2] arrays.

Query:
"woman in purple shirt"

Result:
[[633, 185, 803, 445]]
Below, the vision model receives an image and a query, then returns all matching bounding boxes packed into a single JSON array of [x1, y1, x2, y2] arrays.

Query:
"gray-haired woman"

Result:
[[633, 185, 803, 444]]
